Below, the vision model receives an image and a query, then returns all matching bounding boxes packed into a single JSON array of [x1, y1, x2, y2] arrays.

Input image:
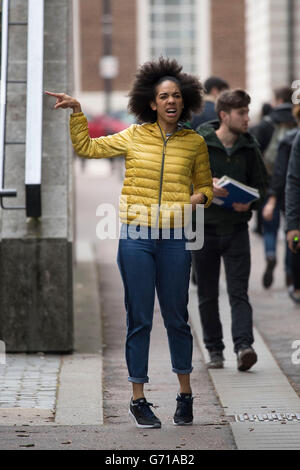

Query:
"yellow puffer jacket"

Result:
[[70, 112, 213, 227]]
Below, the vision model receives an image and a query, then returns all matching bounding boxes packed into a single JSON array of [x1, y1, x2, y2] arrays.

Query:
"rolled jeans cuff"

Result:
[[172, 367, 193, 375], [128, 376, 149, 384]]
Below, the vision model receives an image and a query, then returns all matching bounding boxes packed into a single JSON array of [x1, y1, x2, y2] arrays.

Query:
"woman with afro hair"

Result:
[[46, 57, 213, 429]]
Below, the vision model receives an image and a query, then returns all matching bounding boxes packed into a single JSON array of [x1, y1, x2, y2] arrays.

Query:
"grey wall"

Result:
[[0, 0, 74, 352]]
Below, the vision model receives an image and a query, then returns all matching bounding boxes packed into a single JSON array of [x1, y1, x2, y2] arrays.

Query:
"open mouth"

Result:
[[166, 109, 177, 117]]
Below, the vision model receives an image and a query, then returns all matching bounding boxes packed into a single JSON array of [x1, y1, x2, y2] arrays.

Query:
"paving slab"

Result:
[[230, 422, 300, 450], [0, 240, 103, 427], [55, 353, 103, 425]]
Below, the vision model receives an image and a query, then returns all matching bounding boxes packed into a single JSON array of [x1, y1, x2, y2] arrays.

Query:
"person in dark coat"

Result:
[[263, 105, 300, 295], [251, 87, 296, 289], [250, 88, 295, 155], [249, 102, 272, 235], [190, 76, 229, 130], [285, 106, 300, 303], [192, 89, 268, 372]]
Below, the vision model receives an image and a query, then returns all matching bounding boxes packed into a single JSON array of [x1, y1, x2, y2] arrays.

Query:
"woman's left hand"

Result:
[[191, 192, 207, 210]]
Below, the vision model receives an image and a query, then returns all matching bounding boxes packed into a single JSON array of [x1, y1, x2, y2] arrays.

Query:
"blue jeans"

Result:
[[117, 224, 193, 384], [192, 228, 254, 353], [262, 200, 280, 258], [262, 200, 292, 275]]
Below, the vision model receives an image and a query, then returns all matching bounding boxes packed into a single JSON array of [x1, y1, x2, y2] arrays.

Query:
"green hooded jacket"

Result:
[[196, 121, 269, 232]]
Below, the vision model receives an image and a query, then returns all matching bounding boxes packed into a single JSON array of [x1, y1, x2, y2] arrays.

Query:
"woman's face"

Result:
[[150, 80, 184, 130]]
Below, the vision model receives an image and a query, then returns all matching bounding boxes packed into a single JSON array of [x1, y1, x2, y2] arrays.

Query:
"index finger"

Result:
[[45, 91, 64, 97]]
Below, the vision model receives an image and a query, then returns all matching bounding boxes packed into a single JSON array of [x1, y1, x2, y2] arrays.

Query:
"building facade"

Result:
[[73, 0, 246, 115], [246, 0, 300, 117]]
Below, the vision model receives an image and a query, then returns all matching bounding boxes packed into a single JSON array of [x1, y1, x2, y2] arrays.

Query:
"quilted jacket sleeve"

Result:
[[192, 137, 213, 208], [69, 112, 134, 158]]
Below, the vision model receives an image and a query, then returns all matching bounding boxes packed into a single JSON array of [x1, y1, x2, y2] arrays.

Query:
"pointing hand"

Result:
[[45, 91, 82, 113]]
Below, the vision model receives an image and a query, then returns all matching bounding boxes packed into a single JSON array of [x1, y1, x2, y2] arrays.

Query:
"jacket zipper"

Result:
[[156, 122, 183, 226], [155, 140, 168, 228], [156, 124, 171, 227]]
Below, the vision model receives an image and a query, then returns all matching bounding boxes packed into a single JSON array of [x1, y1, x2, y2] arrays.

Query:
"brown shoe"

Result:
[[237, 346, 257, 371]]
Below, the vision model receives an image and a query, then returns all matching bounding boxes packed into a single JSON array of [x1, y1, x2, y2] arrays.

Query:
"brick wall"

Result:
[[210, 0, 246, 89], [80, 0, 102, 91], [112, 0, 137, 91], [80, 0, 136, 92]]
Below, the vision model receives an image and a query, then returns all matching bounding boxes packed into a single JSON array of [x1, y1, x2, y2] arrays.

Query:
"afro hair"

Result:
[[128, 57, 204, 123]]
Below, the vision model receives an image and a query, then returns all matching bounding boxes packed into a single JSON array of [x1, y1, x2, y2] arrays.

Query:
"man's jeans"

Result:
[[262, 200, 280, 259], [117, 224, 193, 384], [192, 228, 254, 354], [262, 200, 292, 276]]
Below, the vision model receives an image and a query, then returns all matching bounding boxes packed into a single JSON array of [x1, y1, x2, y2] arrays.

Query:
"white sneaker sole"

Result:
[[173, 419, 193, 426], [128, 410, 161, 429]]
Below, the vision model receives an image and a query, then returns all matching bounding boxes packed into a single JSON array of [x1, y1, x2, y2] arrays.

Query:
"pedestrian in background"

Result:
[[189, 76, 229, 286], [190, 76, 229, 130], [285, 123, 300, 303], [46, 57, 213, 429], [251, 87, 296, 289], [263, 105, 300, 296], [249, 102, 273, 236], [192, 89, 268, 371]]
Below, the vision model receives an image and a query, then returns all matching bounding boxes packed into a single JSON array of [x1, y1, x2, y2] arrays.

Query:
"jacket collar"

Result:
[[197, 120, 258, 153], [142, 121, 193, 139]]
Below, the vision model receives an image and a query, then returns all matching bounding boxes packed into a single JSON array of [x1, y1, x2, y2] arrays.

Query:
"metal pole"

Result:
[[287, 0, 295, 84], [102, 0, 112, 115], [0, 0, 17, 201]]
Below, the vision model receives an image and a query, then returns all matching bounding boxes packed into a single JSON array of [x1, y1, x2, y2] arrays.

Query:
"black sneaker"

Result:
[[129, 397, 161, 429], [237, 346, 257, 371], [207, 350, 224, 369], [173, 393, 193, 426], [262, 256, 276, 288]]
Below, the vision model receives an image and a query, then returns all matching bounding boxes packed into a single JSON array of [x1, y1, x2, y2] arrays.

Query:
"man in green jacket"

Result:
[[192, 89, 268, 371]]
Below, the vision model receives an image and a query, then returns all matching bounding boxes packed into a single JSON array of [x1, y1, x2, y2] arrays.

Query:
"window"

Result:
[[148, 0, 198, 74]]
